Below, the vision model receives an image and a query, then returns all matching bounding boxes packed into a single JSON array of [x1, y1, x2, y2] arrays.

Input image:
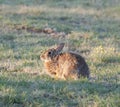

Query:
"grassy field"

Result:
[[0, 0, 120, 107]]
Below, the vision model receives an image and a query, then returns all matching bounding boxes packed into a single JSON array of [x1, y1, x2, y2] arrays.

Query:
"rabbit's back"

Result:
[[56, 52, 90, 79]]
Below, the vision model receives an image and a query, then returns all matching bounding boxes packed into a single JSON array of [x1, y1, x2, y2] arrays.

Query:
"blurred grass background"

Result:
[[0, 0, 120, 107]]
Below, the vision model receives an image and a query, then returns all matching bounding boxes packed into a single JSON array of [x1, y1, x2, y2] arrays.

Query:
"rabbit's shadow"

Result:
[[0, 74, 119, 106], [1, 75, 119, 96]]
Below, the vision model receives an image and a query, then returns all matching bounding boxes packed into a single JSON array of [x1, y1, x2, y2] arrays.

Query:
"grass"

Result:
[[0, 0, 120, 107]]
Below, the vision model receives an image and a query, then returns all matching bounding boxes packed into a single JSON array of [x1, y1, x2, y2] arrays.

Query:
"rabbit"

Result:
[[40, 43, 90, 80]]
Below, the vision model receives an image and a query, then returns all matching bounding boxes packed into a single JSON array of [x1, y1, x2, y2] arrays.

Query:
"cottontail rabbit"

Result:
[[40, 43, 90, 80]]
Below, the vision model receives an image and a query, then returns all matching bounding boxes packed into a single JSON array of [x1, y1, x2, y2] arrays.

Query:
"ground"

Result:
[[0, 0, 120, 107]]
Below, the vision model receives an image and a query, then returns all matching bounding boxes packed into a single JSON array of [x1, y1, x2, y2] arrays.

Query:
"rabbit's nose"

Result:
[[40, 54, 42, 58], [40, 54, 45, 60], [40, 54, 42, 59]]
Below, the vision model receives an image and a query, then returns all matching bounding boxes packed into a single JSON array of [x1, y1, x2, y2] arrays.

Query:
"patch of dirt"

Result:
[[14, 25, 66, 38]]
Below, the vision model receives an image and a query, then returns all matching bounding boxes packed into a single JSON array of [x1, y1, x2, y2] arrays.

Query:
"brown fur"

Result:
[[40, 43, 90, 80]]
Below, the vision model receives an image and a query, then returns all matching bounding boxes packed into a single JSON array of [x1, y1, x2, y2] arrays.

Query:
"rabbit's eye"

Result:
[[48, 51, 52, 55]]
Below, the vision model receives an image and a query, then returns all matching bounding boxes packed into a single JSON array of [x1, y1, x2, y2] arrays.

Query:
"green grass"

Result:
[[0, 0, 120, 107]]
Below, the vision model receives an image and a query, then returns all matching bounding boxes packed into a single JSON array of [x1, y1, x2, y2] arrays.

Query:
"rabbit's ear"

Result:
[[55, 43, 65, 53]]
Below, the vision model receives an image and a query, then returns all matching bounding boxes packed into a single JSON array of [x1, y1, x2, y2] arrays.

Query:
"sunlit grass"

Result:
[[90, 46, 119, 63], [0, 0, 120, 107]]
